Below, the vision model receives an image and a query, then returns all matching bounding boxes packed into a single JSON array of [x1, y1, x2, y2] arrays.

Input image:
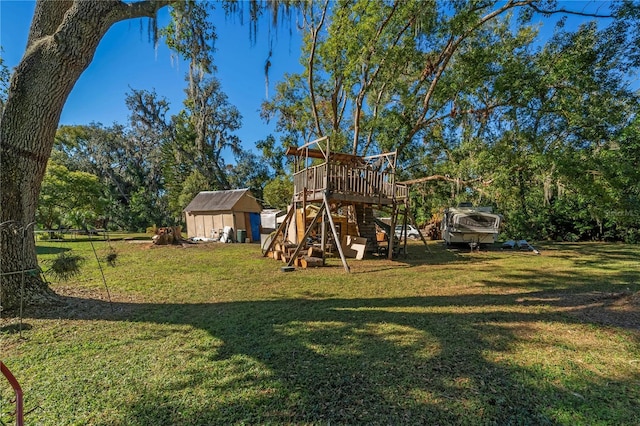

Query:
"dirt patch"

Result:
[[3, 286, 146, 322], [55, 286, 146, 320], [629, 291, 640, 306]]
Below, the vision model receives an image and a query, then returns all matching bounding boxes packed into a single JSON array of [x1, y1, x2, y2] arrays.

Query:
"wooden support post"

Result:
[[323, 193, 350, 273], [402, 206, 408, 256], [302, 188, 307, 232], [321, 212, 327, 253], [388, 203, 397, 260]]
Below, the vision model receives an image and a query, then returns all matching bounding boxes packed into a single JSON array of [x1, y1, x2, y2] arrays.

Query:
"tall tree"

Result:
[[54, 121, 171, 231], [0, 0, 286, 309], [263, 0, 627, 161], [227, 150, 270, 201], [264, 0, 538, 157], [405, 10, 639, 240], [129, 80, 269, 223], [0, 53, 9, 111], [122, 88, 174, 228], [183, 74, 243, 189], [162, 74, 244, 219], [37, 160, 106, 231], [0, 1, 179, 308]]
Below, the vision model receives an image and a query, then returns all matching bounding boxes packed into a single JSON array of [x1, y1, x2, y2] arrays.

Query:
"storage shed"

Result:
[[184, 189, 262, 242]]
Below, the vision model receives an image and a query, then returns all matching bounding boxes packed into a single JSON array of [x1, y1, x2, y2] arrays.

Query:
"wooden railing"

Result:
[[293, 162, 407, 201], [293, 163, 327, 199]]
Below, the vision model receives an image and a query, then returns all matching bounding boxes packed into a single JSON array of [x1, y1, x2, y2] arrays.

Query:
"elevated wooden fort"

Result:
[[265, 136, 413, 271]]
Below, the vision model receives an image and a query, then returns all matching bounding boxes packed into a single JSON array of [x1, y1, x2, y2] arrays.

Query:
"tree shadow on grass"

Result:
[[0, 322, 32, 334], [537, 242, 640, 268], [8, 241, 636, 424], [21, 274, 640, 425], [35, 245, 70, 255], [354, 242, 489, 272]]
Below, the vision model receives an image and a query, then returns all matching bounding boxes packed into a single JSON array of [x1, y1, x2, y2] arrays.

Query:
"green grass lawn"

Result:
[[2, 239, 639, 425]]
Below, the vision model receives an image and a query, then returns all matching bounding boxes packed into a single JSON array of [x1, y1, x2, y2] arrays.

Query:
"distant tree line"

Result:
[[43, 78, 288, 232]]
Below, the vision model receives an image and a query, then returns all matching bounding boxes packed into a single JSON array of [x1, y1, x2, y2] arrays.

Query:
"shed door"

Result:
[[249, 213, 261, 242]]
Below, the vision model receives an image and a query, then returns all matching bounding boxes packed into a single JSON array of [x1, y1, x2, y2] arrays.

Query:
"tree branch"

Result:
[[110, 0, 173, 22], [406, 0, 533, 143], [526, 3, 615, 19], [399, 174, 494, 186], [306, 0, 330, 138]]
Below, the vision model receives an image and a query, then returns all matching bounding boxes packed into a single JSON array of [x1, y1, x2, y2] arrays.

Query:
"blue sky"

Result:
[[0, 1, 303, 155]]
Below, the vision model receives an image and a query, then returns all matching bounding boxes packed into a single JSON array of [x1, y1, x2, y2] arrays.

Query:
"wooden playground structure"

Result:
[[263, 136, 427, 272]]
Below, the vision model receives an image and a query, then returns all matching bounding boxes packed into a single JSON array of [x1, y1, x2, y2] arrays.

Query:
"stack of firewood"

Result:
[[152, 226, 184, 245], [268, 243, 325, 268]]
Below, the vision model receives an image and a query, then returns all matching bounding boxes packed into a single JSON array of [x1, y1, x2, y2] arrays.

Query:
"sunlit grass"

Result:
[[1, 240, 639, 425]]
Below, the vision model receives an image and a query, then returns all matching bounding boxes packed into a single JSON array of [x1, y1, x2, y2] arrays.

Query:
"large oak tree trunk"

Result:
[[0, 0, 168, 310]]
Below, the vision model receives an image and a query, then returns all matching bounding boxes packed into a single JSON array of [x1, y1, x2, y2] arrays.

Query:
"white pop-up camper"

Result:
[[441, 203, 502, 245]]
